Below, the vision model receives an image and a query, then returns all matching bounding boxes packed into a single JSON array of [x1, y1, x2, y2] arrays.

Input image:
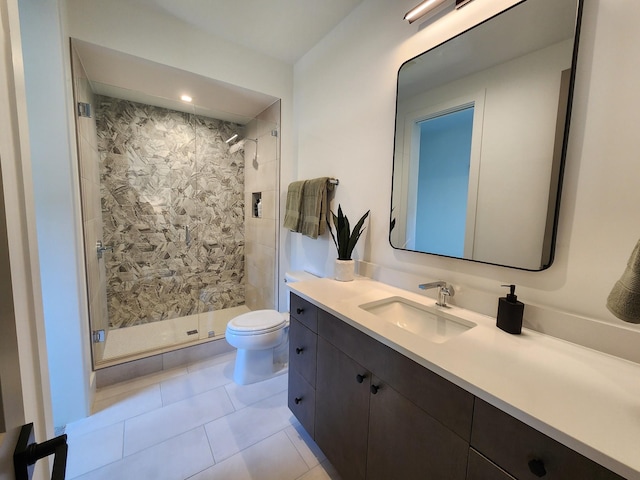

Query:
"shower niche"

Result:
[[252, 192, 262, 218], [71, 39, 281, 368]]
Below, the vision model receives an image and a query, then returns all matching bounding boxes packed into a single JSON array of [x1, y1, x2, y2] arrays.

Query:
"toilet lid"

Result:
[[227, 310, 286, 334]]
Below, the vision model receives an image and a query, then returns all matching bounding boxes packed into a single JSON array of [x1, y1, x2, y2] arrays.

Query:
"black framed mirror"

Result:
[[390, 0, 583, 271]]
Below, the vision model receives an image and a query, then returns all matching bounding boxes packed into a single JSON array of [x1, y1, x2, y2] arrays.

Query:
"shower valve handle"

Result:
[[96, 240, 114, 259]]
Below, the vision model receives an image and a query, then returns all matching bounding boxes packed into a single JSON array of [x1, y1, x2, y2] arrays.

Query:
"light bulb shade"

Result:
[[607, 239, 640, 323]]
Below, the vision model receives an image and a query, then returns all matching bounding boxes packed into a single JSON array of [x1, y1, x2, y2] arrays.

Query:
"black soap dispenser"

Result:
[[497, 284, 524, 334]]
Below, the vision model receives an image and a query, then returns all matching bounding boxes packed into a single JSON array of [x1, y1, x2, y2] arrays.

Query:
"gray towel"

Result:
[[283, 180, 306, 232], [607, 239, 640, 323], [300, 177, 334, 239]]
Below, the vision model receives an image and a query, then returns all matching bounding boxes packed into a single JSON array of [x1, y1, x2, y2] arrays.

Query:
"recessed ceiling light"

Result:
[[181, 94, 192, 102]]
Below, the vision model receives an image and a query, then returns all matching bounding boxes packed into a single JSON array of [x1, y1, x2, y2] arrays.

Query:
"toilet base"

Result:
[[233, 347, 288, 385]]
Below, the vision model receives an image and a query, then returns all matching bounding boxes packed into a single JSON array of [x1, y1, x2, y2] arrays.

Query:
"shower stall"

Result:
[[71, 40, 281, 368]]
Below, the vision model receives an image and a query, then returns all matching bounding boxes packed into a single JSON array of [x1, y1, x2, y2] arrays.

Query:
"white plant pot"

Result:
[[335, 259, 355, 282]]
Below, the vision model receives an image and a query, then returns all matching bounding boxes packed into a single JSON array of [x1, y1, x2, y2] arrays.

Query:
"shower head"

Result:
[[228, 137, 258, 154]]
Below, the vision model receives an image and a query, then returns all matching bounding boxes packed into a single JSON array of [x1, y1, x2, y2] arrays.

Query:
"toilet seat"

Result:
[[226, 310, 286, 336]]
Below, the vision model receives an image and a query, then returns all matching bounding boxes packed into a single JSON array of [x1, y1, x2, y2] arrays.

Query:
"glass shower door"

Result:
[[71, 45, 110, 367], [98, 100, 200, 358]]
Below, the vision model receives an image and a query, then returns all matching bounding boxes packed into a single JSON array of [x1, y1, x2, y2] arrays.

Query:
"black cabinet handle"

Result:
[[294, 397, 302, 405], [528, 458, 547, 477], [356, 374, 367, 383], [296, 347, 304, 354], [296, 308, 304, 314], [370, 384, 379, 395]]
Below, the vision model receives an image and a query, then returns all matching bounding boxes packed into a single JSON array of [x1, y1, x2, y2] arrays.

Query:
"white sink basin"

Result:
[[359, 296, 476, 343]]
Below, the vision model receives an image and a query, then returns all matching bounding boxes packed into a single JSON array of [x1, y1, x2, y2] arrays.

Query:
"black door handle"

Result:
[[296, 308, 304, 314], [14, 422, 68, 480], [370, 384, 380, 395], [356, 373, 367, 383], [296, 347, 304, 354]]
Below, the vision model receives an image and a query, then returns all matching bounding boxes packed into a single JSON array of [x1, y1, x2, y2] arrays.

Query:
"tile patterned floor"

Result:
[[64, 351, 340, 480]]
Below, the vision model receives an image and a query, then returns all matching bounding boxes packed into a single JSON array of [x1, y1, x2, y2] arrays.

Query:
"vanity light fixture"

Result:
[[404, 0, 449, 23], [455, 0, 475, 8], [180, 94, 192, 102], [404, 0, 475, 23], [225, 134, 238, 144]]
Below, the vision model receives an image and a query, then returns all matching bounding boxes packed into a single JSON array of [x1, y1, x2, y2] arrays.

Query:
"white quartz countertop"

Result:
[[289, 277, 640, 480]]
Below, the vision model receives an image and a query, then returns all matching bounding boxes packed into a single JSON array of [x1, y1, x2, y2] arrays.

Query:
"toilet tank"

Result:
[[284, 271, 319, 311]]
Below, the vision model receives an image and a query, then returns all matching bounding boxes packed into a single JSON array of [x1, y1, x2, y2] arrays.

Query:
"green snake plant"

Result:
[[328, 205, 370, 260]]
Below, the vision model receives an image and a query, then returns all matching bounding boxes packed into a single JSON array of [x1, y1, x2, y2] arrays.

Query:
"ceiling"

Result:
[[128, 0, 366, 64], [74, 0, 366, 124], [73, 39, 279, 124]]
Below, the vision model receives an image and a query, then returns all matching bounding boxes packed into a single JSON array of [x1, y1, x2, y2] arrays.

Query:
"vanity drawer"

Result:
[[471, 399, 624, 480], [290, 293, 318, 332], [318, 308, 474, 441], [288, 369, 315, 438], [289, 317, 317, 387]]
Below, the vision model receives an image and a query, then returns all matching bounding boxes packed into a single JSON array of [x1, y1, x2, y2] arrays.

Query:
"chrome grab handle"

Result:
[[96, 240, 114, 259]]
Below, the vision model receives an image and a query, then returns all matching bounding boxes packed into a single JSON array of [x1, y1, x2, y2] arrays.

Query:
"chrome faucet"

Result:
[[418, 281, 455, 307]]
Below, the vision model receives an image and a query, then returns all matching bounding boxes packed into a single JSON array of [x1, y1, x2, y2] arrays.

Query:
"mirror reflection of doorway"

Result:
[[415, 106, 474, 257]]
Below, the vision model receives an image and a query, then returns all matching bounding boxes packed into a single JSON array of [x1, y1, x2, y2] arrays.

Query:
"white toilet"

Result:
[[225, 271, 319, 385]]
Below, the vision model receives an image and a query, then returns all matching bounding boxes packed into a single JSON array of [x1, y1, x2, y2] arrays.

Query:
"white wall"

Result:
[[291, 0, 640, 357], [18, 0, 92, 427], [0, 0, 53, 476], [244, 102, 281, 311]]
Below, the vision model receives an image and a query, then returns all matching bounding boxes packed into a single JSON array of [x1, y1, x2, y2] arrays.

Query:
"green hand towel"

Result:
[[283, 180, 306, 232], [607, 239, 640, 323], [300, 177, 334, 239]]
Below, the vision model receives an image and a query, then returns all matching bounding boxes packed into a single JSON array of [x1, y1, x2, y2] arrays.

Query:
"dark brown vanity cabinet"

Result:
[[289, 293, 472, 480], [366, 374, 469, 480], [288, 294, 625, 480], [467, 449, 517, 480], [470, 399, 625, 480], [316, 308, 472, 480], [315, 337, 370, 480], [287, 295, 318, 437]]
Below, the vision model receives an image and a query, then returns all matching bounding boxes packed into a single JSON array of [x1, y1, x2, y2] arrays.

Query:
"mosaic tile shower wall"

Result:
[[96, 96, 245, 329]]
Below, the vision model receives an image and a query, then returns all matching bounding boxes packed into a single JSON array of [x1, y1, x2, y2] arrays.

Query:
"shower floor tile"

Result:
[[65, 351, 341, 480]]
